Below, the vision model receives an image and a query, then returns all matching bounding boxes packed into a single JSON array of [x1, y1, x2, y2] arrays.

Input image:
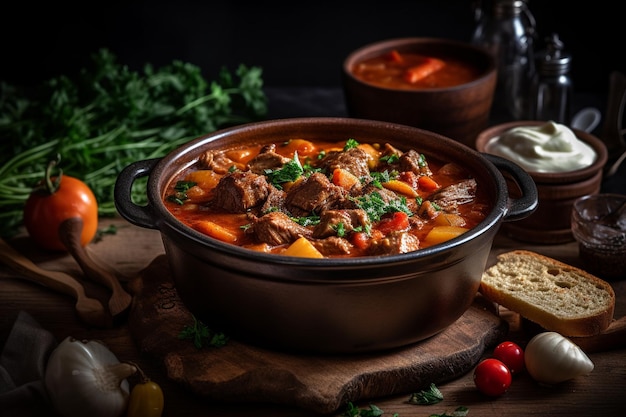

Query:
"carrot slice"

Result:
[[386, 49, 404, 63], [332, 168, 360, 190], [383, 179, 418, 197], [194, 220, 239, 244], [418, 175, 440, 191], [404, 57, 445, 83]]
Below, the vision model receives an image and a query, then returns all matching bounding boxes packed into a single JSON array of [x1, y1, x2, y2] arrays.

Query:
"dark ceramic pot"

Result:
[[115, 118, 536, 353], [342, 37, 497, 148]]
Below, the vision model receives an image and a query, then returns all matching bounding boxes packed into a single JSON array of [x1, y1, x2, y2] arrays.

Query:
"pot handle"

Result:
[[114, 158, 161, 230], [483, 153, 538, 222]]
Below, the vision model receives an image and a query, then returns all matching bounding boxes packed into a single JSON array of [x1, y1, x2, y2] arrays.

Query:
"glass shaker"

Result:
[[471, 0, 536, 121], [529, 33, 573, 124]]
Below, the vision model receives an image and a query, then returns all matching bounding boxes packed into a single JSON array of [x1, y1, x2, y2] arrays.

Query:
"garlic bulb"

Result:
[[524, 331, 594, 385], [44, 336, 137, 417]]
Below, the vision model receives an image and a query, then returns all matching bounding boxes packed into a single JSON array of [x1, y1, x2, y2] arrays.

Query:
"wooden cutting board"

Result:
[[127, 255, 508, 414]]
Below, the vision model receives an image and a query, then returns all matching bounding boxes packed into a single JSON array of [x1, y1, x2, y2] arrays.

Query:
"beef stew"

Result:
[[164, 138, 491, 258]]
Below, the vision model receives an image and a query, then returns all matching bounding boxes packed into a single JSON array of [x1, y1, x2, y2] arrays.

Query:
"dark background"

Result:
[[1, 1, 623, 101]]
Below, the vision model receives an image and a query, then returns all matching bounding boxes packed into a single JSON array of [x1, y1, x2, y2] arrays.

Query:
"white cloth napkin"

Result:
[[0, 311, 57, 417]]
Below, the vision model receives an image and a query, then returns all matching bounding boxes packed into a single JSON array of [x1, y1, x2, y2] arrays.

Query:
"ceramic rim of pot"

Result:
[[148, 119, 527, 274]]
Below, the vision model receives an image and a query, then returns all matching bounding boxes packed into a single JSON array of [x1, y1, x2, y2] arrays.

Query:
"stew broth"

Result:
[[351, 49, 483, 89], [164, 138, 491, 258]]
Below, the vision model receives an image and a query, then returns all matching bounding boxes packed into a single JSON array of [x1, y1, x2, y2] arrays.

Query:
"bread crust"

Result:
[[480, 250, 615, 337]]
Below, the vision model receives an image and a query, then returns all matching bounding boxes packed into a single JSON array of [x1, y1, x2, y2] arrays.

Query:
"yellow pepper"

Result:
[[126, 365, 164, 417]]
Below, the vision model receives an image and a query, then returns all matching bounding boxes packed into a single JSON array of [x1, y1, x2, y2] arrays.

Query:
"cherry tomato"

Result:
[[493, 341, 525, 375], [24, 169, 98, 252], [473, 358, 512, 397]]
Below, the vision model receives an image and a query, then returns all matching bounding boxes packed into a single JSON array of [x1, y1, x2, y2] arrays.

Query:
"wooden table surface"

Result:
[[1, 216, 624, 417]]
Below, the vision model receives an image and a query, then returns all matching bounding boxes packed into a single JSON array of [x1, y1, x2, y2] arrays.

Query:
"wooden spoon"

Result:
[[0, 238, 111, 328], [58, 217, 133, 318]]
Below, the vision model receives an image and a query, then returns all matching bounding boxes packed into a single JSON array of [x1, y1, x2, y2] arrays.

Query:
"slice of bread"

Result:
[[480, 250, 615, 337]]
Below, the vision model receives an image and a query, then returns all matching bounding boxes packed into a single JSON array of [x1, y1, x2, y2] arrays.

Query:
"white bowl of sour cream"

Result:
[[476, 120, 608, 244]]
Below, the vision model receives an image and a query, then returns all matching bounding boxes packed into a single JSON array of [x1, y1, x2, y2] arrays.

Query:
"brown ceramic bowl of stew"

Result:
[[342, 37, 497, 148], [115, 117, 536, 354]]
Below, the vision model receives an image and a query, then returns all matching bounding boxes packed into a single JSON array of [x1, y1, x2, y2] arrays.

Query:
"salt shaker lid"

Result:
[[536, 33, 572, 75]]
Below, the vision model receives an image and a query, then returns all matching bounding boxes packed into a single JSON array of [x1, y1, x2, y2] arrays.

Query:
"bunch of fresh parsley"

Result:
[[0, 48, 268, 237]]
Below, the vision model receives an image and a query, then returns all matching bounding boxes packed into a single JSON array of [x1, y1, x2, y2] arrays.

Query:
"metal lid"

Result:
[[536, 33, 572, 75]]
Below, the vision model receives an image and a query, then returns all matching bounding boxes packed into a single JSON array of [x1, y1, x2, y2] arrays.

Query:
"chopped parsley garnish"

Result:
[[380, 153, 400, 164], [166, 180, 197, 205], [302, 158, 322, 174], [264, 152, 304, 189], [333, 222, 346, 237], [370, 170, 398, 188], [351, 192, 412, 222], [291, 215, 321, 226], [344, 138, 359, 150], [417, 152, 428, 167]]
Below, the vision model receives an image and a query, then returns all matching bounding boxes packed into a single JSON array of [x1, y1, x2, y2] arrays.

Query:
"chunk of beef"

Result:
[[437, 162, 469, 177], [259, 186, 287, 214], [427, 179, 477, 213], [212, 171, 270, 213], [198, 150, 244, 174], [367, 231, 420, 256], [247, 144, 291, 175], [416, 200, 440, 220], [399, 149, 432, 176], [285, 172, 348, 217], [311, 236, 354, 256], [312, 209, 370, 238], [247, 211, 312, 246], [317, 147, 371, 178]]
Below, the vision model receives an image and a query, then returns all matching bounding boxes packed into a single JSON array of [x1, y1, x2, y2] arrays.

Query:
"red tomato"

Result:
[[473, 358, 512, 397], [493, 341, 525, 375], [24, 174, 98, 251], [376, 211, 410, 234], [350, 232, 370, 250]]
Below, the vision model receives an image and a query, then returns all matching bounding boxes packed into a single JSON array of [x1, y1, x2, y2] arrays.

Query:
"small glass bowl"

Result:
[[571, 193, 626, 280]]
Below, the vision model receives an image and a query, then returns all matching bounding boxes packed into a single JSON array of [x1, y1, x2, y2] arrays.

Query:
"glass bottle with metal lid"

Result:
[[529, 33, 573, 124], [471, 0, 536, 121]]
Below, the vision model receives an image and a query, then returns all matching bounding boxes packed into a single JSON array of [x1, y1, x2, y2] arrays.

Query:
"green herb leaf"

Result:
[[93, 224, 119, 243], [344, 138, 359, 150], [380, 154, 399, 164], [178, 315, 229, 349], [351, 192, 412, 222], [408, 383, 444, 405], [341, 403, 397, 417], [291, 215, 321, 227], [264, 152, 304, 189], [429, 406, 469, 417]]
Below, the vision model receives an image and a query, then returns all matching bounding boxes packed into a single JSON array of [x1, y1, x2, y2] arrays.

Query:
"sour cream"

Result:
[[484, 121, 597, 173]]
